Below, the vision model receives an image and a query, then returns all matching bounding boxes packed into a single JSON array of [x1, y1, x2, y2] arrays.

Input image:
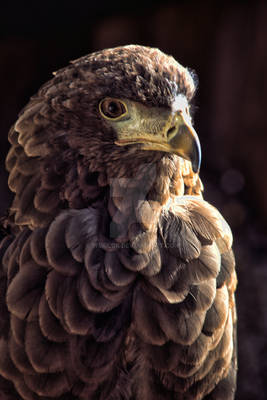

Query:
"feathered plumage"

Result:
[[0, 45, 237, 399]]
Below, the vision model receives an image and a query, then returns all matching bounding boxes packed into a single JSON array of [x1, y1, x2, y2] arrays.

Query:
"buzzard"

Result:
[[0, 45, 237, 399]]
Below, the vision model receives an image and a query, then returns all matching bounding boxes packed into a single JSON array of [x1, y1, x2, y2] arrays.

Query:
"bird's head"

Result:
[[15, 45, 200, 177], [76, 45, 200, 175]]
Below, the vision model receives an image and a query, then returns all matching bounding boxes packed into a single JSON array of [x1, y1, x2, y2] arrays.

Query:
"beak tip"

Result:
[[169, 123, 202, 174], [192, 156, 201, 174], [191, 140, 201, 174]]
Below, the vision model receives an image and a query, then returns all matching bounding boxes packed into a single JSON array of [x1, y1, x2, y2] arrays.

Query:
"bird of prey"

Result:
[[0, 45, 237, 400]]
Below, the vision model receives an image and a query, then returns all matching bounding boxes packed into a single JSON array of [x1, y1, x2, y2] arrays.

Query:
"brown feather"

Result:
[[24, 372, 71, 397], [9, 335, 34, 375], [10, 315, 25, 347], [25, 321, 67, 373], [0, 338, 20, 381], [39, 294, 68, 342], [104, 251, 136, 286], [6, 262, 45, 321]]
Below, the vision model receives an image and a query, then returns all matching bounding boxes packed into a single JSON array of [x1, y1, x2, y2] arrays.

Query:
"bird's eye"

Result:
[[99, 98, 127, 120]]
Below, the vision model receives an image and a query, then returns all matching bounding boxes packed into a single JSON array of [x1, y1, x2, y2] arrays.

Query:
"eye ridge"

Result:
[[99, 98, 127, 120]]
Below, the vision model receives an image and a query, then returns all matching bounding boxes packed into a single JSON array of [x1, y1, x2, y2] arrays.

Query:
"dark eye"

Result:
[[99, 98, 127, 120]]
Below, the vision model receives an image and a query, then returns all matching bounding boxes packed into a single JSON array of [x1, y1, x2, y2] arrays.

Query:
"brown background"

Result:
[[0, 1, 267, 398]]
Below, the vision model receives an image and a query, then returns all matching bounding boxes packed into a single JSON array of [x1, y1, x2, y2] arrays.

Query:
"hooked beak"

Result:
[[113, 99, 201, 173], [166, 115, 201, 173]]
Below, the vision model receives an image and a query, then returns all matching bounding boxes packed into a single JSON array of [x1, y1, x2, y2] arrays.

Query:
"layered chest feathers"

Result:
[[0, 174, 236, 400]]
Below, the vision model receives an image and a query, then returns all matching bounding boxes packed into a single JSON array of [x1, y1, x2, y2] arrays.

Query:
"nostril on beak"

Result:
[[167, 126, 177, 139]]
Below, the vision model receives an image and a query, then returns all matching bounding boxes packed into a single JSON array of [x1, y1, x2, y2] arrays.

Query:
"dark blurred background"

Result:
[[0, 0, 267, 398]]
